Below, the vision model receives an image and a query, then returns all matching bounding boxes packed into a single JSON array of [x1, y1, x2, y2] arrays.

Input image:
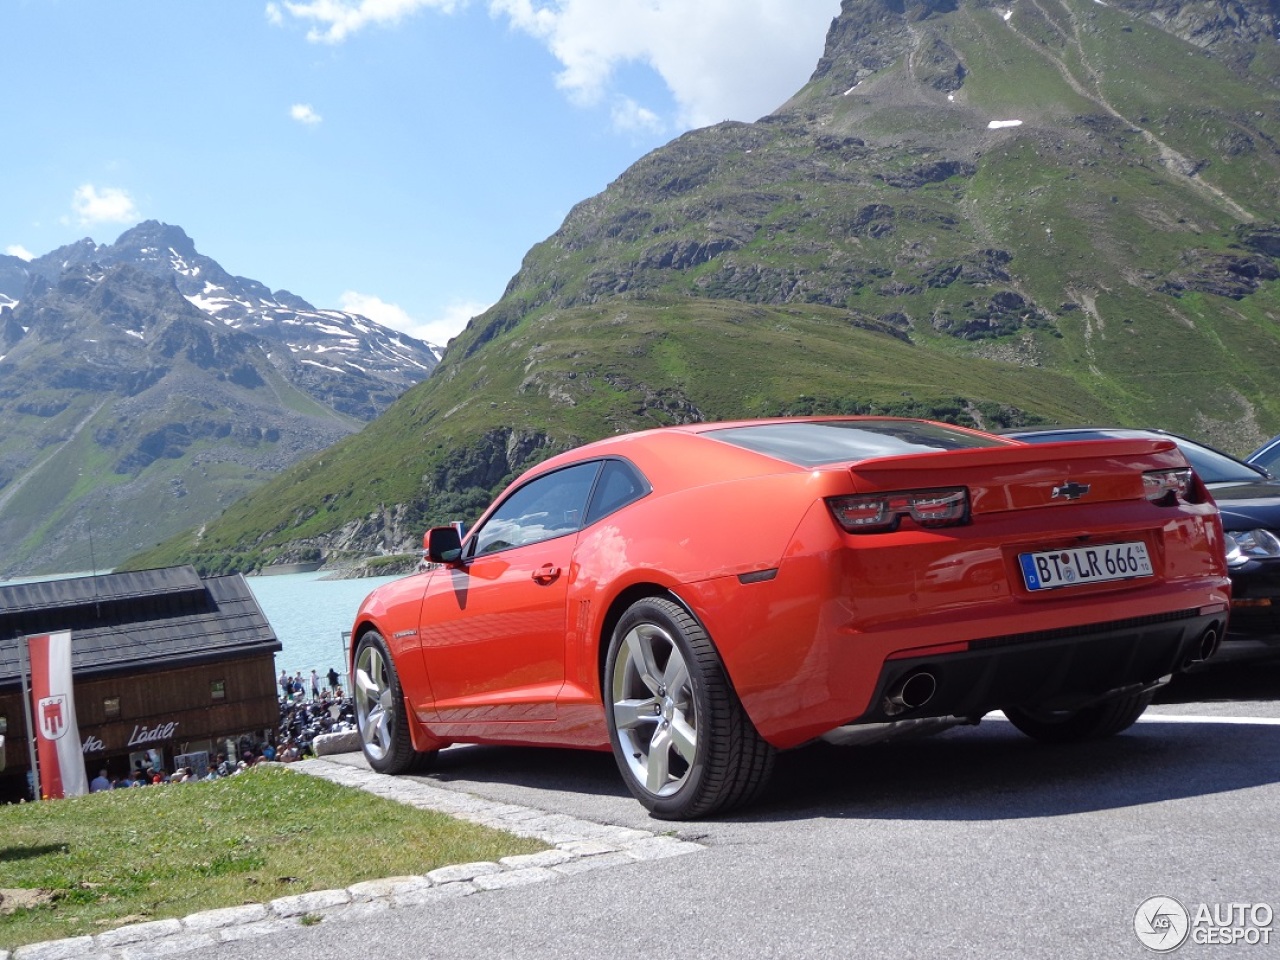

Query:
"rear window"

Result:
[[706, 420, 1002, 467]]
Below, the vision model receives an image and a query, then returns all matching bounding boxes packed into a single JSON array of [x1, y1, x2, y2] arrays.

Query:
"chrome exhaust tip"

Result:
[[1195, 626, 1220, 662], [1182, 626, 1221, 669], [883, 671, 937, 717]]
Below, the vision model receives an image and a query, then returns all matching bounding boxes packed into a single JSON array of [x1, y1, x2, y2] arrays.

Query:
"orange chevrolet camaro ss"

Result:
[[349, 417, 1230, 819]]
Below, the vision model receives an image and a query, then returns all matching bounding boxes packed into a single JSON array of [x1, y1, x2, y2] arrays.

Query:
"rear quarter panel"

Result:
[[565, 469, 836, 703]]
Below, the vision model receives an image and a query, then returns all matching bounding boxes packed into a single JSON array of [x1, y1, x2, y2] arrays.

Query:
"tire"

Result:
[[1004, 690, 1154, 744], [605, 597, 775, 820], [353, 630, 436, 774]]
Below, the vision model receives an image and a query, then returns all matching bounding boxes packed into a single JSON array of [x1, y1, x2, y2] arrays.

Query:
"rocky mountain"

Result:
[[0, 223, 439, 575], [3, 222, 439, 419], [128, 0, 1280, 575]]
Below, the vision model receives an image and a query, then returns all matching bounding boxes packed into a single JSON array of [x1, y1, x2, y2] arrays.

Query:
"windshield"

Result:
[[1249, 437, 1280, 476], [707, 420, 1002, 467]]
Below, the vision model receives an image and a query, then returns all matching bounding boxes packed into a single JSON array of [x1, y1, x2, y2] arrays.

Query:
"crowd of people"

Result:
[[279, 666, 344, 703], [87, 745, 280, 791], [277, 666, 357, 757]]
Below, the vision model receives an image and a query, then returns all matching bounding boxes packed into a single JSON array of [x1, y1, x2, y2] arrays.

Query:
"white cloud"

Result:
[[489, 0, 841, 128], [278, 0, 462, 44], [5, 245, 34, 261], [72, 185, 140, 227], [340, 291, 487, 345], [610, 96, 664, 136], [340, 291, 414, 331], [272, 0, 840, 129], [426, 299, 489, 344], [291, 103, 323, 125]]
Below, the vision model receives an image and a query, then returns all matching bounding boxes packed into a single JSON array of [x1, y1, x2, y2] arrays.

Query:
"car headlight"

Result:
[[1224, 528, 1280, 567]]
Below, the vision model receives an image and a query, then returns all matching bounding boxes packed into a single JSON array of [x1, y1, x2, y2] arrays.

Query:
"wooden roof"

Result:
[[0, 566, 280, 688]]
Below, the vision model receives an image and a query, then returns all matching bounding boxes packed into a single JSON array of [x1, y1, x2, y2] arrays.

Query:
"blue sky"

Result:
[[1, 0, 840, 347]]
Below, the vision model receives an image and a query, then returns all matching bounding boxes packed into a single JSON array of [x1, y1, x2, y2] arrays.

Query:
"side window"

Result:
[[471, 461, 601, 556], [584, 459, 649, 524]]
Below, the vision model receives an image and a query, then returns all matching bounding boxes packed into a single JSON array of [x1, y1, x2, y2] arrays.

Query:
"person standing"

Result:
[[89, 769, 111, 793], [327, 666, 340, 692], [310, 669, 320, 699]]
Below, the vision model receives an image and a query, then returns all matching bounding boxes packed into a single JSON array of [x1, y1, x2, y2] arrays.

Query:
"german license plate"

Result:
[[1019, 541, 1152, 591]]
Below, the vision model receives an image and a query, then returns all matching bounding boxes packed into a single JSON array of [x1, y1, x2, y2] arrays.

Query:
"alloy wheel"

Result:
[[354, 641, 394, 762], [610, 620, 698, 797]]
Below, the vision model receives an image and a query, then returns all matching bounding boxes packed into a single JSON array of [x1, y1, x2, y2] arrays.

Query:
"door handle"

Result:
[[531, 564, 561, 585]]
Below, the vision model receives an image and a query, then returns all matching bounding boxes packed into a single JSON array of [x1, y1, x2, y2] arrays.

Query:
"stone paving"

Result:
[[4, 757, 703, 960]]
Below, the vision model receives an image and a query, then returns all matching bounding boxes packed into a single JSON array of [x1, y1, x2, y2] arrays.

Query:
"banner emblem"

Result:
[[27, 631, 88, 798], [39, 695, 69, 741]]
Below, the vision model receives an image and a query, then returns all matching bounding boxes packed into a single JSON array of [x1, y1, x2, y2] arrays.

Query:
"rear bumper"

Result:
[[854, 607, 1225, 725]]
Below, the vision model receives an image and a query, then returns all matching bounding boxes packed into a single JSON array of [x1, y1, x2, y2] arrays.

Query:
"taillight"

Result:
[[1143, 468, 1193, 504], [828, 488, 970, 534]]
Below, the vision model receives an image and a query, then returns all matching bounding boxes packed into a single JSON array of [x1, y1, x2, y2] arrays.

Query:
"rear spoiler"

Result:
[[847, 437, 1182, 478]]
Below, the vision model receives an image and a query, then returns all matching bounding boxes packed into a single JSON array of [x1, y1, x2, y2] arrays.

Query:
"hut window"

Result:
[[211, 680, 226, 701], [103, 697, 121, 719]]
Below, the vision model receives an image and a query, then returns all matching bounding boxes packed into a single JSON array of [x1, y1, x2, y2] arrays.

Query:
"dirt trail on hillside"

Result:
[[1011, 0, 1254, 221], [0, 399, 107, 517]]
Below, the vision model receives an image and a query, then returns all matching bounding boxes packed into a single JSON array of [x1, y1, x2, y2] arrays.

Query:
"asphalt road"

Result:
[[185, 660, 1280, 960]]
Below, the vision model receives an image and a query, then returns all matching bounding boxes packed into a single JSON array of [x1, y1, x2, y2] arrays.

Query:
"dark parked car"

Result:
[[1010, 427, 1280, 660], [1248, 434, 1280, 477]]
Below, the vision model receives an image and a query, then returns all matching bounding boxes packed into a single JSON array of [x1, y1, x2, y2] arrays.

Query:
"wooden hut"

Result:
[[0, 566, 281, 800]]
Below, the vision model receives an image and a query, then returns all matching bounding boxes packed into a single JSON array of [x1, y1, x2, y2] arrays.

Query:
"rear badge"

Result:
[[1051, 481, 1091, 501]]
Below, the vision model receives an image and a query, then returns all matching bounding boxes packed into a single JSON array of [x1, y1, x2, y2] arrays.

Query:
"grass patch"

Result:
[[0, 766, 546, 950]]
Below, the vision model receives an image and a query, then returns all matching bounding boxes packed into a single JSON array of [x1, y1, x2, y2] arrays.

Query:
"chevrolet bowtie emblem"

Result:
[[1051, 481, 1091, 501]]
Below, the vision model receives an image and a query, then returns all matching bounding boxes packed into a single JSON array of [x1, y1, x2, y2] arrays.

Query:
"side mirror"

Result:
[[425, 525, 464, 564]]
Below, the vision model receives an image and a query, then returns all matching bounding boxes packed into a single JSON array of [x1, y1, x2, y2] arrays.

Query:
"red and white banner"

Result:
[[28, 631, 88, 799]]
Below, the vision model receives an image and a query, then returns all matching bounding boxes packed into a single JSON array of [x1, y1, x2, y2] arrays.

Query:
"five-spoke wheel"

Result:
[[611, 617, 700, 798], [605, 597, 774, 819], [353, 631, 436, 774]]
